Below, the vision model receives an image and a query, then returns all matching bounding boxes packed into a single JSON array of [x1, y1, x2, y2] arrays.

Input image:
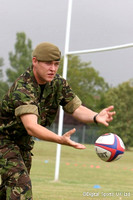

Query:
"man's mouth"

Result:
[[48, 73, 54, 77]]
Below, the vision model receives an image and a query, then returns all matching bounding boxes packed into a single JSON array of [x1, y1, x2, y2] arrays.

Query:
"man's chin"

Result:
[[46, 78, 54, 82]]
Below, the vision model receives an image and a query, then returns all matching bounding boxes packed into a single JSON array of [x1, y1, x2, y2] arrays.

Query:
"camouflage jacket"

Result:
[[0, 66, 81, 150]]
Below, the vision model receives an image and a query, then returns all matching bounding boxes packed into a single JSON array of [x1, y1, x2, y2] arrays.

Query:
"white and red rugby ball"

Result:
[[95, 133, 125, 162]]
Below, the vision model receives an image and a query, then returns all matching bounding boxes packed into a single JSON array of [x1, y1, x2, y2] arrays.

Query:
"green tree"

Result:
[[0, 57, 9, 100], [102, 80, 133, 148], [58, 55, 109, 110], [0, 57, 4, 79], [6, 32, 33, 84]]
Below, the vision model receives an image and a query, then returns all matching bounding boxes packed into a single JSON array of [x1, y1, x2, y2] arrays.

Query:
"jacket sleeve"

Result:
[[63, 95, 82, 114]]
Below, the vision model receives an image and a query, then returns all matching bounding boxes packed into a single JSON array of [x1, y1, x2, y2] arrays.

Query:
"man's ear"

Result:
[[32, 57, 37, 65]]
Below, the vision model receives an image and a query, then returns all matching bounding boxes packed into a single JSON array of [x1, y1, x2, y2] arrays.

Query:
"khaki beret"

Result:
[[32, 42, 61, 62]]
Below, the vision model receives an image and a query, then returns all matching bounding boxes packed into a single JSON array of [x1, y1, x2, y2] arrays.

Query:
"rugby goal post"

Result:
[[54, 0, 133, 181]]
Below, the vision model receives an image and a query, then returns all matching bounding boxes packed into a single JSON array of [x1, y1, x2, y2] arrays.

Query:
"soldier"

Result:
[[0, 42, 115, 199]]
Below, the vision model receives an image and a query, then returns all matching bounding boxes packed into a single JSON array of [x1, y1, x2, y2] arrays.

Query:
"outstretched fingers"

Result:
[[106, 105, 114, 111], [97, 105, 116, 126], [62, 128, 86, 149], [106, 106, 116, 115], [64, 128, 76, 137]]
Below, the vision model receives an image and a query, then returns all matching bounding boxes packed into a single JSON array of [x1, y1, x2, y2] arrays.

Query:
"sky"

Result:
[[0, 0, 133, 86]]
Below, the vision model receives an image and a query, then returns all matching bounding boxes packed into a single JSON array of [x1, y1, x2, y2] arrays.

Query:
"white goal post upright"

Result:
[[54, 0, 73, 182], [54, 0, 133, 181]]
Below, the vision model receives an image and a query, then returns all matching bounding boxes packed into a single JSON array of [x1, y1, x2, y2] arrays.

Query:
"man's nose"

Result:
[[50, 63, 56, 71]]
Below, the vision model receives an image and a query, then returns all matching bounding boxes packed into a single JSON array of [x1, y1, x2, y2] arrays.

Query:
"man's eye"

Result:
[[55, 63, 60, 66], [45, 61, 51, 65]]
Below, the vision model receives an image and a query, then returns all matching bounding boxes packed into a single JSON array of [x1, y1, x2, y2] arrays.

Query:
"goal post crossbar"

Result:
[[66, 43, 133, 56]]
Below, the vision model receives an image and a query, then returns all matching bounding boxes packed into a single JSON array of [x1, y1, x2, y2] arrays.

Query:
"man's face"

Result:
[[32, 57, 60, 84]]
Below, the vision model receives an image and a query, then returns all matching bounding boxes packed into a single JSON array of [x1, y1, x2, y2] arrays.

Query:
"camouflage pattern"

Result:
[[0, 65, 81, 150], [0, 65, 81, 199], [0, 135, 32, 200]]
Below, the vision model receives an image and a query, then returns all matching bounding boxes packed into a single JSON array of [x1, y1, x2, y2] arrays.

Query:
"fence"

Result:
[[46, 123, 99, 144]]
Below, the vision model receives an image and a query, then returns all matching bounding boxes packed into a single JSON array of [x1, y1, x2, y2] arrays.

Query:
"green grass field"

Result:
[[31, 141, 133, 200]]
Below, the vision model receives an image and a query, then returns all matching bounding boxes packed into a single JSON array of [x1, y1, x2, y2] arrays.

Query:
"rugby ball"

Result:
[[95, 133, 125, 162]]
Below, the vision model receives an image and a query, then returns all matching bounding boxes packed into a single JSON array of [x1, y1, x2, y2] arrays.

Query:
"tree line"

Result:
[[0, 32, 133, 149]]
